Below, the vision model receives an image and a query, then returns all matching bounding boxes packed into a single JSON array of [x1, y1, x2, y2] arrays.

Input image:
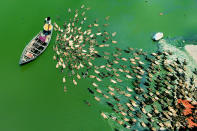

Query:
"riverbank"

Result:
[[185, 45, 197, 63]]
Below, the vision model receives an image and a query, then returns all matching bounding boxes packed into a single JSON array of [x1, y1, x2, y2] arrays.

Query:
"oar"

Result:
[[48, 23, 50, 31]]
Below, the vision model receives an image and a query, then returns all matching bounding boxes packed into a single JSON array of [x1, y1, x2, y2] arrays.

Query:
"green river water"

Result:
[[0, 0, 197, 131]]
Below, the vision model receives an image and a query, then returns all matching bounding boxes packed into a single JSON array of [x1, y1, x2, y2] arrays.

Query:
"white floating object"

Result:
[[152, 32, 164, 41]]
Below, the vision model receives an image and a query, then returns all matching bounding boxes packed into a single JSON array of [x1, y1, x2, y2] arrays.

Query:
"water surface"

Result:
[[0, 0, 197, 130]]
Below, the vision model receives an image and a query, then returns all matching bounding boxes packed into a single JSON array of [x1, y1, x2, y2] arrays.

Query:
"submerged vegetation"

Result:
[[52, 5, 197, 131]]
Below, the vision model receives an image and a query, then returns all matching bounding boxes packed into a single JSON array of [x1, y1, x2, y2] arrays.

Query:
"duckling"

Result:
[[125, 93, 131, 97], [117, 120, 124, 125], [130, 58, 135, 62], [183, 59, 187, 65], [128, 112, 134, 117], [128, 47, 134, 51], [101, 112, 108, 119], [133, 69, 138, 74], [63, 86, 67, 92], [148, 92, 154, 96], [137, 49, 143, 55], [131, 61, 137, 65], [164, 121, 172, 128], [105, 16, 110, 21], [133, 53, 138, 56], [127, 87, 133, 92], [130, 100, 138, 107], [135, 96, 140, 101], [114, 72, 120, 77], [62, 77, 66, 83], [73, 79, 77, 85], [103, 94, 109, 99], [140, 107, 146, 114], [109, 91, 115, 96], [124, 70, 130, 73], [121, 57, 127, 61], [163, 51, 169, 56], [92, 82, 98, 87], [126, 74, 132, 79], [157, 122, 165, 128], [94, 96, 100, 101], [147, 112, 153, 118], [141, 122, 147, 128], [136, 75, 142, 79], [151, 53, 157, 57], [129, 106, 135, 111], [125, 125, 131, 129], [138, 61, 144, 66], [120, 65, 127, 68], [131, 118, 137, 123], [134, 56, 140, 60], [156, 55, 161, 60], [110, 79, 117, 84], [126, 102, 132, 107], [142, 52, 147, 56], [123, 117, 130, 122], [143, 94, 148, 99], [120, 111, 127, 116], [148, 72, 154, 78], [133, 81, 139, 87], [116, 78, 122, 82], [136, 112, 142, 118], [94, 23, 99, 27], [96, 88, 102, 94], [150, 127, 157, 131], [114, 56, 120, 61], [111, 116, 117, 121], [118, 68, 124, 72]]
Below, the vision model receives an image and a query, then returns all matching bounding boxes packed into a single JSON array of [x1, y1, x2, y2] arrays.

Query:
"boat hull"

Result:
[[19, 27, 53, 65]]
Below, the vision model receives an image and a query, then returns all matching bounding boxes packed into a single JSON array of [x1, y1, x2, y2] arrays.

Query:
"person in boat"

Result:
[[45, 17, 51, 24], [43, 17, 52, 35], [39, 17, 52, 43]]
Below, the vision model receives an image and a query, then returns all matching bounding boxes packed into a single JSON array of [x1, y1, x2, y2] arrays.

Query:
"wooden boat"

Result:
[[152, 32, 164, 41], [19, 25, 53, 65]]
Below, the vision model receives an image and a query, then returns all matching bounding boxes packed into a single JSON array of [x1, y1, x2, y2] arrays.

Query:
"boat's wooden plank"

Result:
[[28, 51, 39, 56], [33, 42, 45, 48], [25, 46, 41, 55], [36, 45, 45, 51], [28, 44, 42, 51], [24, 55, 31, 59], [30, 47, 42, 52]]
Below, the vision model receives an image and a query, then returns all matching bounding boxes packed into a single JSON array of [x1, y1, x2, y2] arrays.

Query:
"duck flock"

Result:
[[53, 5, 197, 131]]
